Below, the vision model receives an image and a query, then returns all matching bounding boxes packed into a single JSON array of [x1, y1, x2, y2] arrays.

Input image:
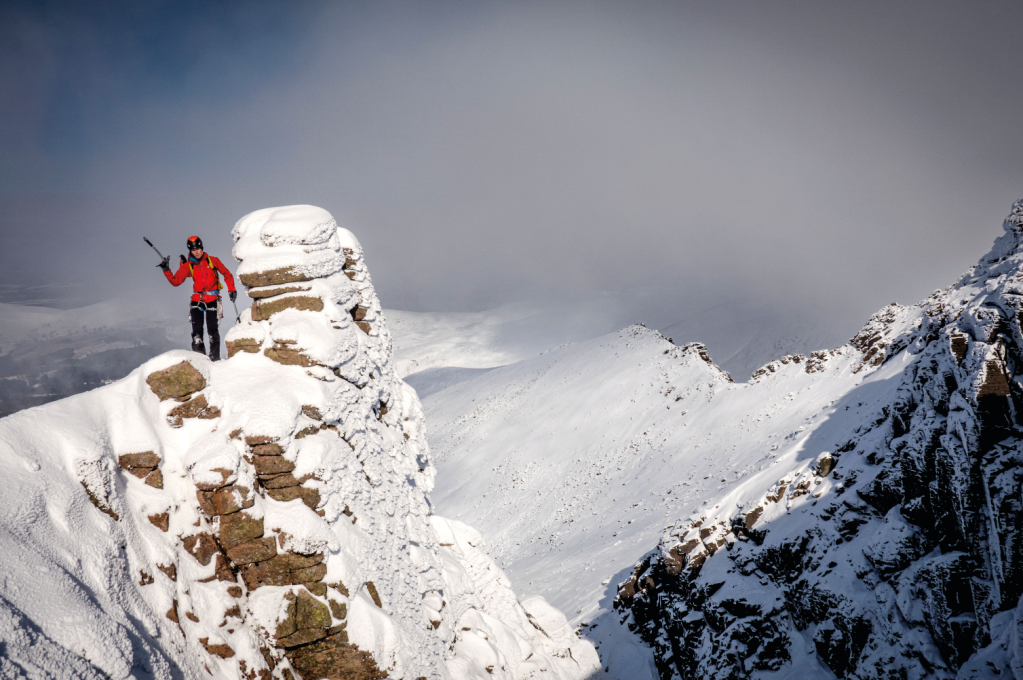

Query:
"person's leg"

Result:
[[206, 305, 221, 361], [190, 303, 207, 355]]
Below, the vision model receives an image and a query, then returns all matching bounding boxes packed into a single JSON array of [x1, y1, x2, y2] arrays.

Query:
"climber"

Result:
[[159, 235, 238, 361]]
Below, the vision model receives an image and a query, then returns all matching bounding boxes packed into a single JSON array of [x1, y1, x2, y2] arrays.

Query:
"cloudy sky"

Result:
[[2, 0, 1022, 335]]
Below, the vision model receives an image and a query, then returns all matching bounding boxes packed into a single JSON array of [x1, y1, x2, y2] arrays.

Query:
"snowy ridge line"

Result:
[[614, 199, 1023, 679], [0, 205, 597, 680]]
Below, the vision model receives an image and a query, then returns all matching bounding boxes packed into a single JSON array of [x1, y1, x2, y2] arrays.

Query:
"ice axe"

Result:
[[143, 237, 170, 269]]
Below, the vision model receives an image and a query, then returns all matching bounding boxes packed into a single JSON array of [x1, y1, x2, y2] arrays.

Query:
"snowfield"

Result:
[[412, 324, 878, 677], [400, 201, 1023, 679]]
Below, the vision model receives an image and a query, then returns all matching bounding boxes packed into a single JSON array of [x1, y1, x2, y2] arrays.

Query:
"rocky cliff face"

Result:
[[0, 205, 598, 680], [614, 200, 1023, 679]]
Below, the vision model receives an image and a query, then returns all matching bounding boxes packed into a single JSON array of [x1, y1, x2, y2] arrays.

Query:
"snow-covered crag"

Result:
[[0, 205, 597, 680], [615, 201, 1023, 679]]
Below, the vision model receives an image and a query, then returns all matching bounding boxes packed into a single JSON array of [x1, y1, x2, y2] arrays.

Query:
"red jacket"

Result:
[[165, 253, 237, 303]]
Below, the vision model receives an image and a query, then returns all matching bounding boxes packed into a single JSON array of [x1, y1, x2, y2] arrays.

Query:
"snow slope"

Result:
[[613, 203, 1023, 679], [418, 200, 1023, 679], [420, 326, 868, 677], [0, 205, 597, 680]]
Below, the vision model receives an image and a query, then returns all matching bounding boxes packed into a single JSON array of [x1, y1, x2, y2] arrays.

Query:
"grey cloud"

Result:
[[2, 0, 1021, 346]]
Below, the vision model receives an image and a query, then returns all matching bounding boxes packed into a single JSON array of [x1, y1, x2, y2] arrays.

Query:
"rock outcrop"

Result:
[[0, 205, 597, 680], [614, 200, 1023, 679]]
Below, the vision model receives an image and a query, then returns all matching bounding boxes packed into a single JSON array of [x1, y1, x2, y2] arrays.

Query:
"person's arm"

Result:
[[212, 256, 238, 300], [165, 257, 190, 286]]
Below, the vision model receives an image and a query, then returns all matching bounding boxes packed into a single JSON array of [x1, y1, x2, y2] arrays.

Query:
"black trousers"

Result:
[[190, 299, 221, 361]]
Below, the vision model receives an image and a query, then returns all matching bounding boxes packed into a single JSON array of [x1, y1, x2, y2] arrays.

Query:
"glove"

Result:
[[180, 254, 187, 264], [229, 290, 238, 302], [158, 256, 170, 272]]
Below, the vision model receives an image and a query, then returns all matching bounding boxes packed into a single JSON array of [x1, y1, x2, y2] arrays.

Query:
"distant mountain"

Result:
[[416, 202, 1023, 679], [613, 200, 1023, 679]]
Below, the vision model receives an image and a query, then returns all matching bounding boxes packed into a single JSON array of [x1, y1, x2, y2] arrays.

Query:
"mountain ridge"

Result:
[[613, 199, 1023, 679]]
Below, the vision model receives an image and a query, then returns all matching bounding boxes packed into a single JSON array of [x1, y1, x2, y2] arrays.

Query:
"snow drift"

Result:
[[0, 205, 598, 680]]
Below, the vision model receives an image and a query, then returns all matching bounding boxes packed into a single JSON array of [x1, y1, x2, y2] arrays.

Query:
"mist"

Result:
[[2, 0, 1022, 339]]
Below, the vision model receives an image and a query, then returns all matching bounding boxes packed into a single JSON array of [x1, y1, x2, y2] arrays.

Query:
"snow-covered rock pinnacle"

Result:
[[0, 205, 598, 679], [614, 199, 1023, 679]]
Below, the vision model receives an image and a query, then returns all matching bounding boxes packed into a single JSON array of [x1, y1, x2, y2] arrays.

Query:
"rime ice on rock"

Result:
[[0, 204, 597, 680]]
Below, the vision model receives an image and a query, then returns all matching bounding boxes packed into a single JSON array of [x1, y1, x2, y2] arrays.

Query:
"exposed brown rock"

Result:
[[251, 442, 284, 456], [328, 599, 347, 620], [950, 333, 969, 364], [80, 481, 118, 520], [195, 467, 236, 491], [277, 627, 327, 648], [146, 361, 205, 401], [816, 453, 835, 477], [226, 337, 262, 358], [240, 554, 327, 590], [365, 582, 382, 608], [158, 563, 177, 582], [239, 267, 314, 288], [148, 512, 169, 531], [227, 537, 278, 565], [240, 556, 294, 589], [253, 456, 296, 476], [356, 321, 372, 334], [248, 284, 312, 299], [264, 346, 317, 367], [261, 473, 301, 489], [168, 394, 220, 427], [296, 588, 332, 630], [266, 485, 320, 510], [351, 305, 368, 322], [139, 570, 154, 586], [119, 451, 161, 470], [199, 486, 254, 515], [227, 585, 243, 598], [978, 358, 1011, 398], [215, 554, 237, 582], [166, 599, 180, 623], [144, 469, 163, 489], [291, 562, 328, 585], [251, 295, 324, 322], [183, 533, 220, 566], [218, 512, 264, 550], [245, 435, 278, 446], [744, 506, 765, 529], [185, 611, 199, 623], [199, 637, 236, 659], [276, 552, 325, 570], [307, 582, 328, 597], [286, 634, 386, 680], [301, 405, 323, 420]]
